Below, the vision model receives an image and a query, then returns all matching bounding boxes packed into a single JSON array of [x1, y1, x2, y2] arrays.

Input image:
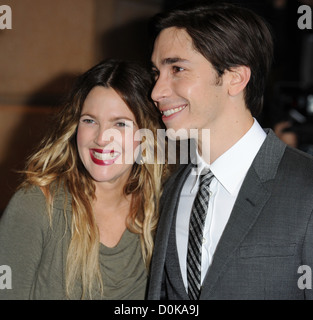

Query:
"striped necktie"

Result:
[[187, 170, 214, 300]]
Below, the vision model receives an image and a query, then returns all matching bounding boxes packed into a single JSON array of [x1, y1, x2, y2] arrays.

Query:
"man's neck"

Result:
[[197, 113, 254, 164]]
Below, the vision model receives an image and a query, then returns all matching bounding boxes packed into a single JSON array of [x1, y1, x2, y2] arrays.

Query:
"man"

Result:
[[147, 2, 313, 300]]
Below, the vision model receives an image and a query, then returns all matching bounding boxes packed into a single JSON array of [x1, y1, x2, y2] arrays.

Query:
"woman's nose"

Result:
[[94, 126, 122, 148]]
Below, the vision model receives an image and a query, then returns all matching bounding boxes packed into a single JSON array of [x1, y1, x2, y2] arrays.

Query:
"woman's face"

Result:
[[77, 86, 140, 187]]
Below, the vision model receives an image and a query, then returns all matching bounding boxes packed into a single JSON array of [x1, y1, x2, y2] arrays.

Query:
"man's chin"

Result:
[[165, 127, 190, 141]]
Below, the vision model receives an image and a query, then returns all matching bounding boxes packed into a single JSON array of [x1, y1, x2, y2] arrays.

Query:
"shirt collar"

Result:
[[191, 119, 266, 195]]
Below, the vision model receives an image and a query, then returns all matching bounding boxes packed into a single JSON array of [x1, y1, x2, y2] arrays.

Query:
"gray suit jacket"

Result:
[[147, 129, 313, 300]]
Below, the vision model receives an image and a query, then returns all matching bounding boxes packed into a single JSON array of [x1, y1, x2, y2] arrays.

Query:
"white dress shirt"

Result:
[[176, 119, 267, 290]]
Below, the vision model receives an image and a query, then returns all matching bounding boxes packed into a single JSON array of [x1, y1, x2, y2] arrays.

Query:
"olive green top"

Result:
[[0, 186, 147, 300]]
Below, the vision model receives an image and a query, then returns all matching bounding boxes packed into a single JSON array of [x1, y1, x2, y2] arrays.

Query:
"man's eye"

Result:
[[173, 66, 184, 73], [116, 122, 126, 127], [151, 68, 159, 80]]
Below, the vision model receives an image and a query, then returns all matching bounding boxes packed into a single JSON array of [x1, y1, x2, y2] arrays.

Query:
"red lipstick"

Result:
[[89, 149, 120, 166]]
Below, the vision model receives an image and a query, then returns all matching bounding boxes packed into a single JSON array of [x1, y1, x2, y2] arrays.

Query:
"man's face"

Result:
[[151, 27, 229, 138]]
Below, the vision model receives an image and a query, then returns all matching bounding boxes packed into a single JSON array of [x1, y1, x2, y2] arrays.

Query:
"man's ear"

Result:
[[227, 66, 251, 97]]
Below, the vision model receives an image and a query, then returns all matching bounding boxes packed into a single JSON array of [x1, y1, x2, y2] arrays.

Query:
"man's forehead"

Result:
[[151, 27, 194, 64]]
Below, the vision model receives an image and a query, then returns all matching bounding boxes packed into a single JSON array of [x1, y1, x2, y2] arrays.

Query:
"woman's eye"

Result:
[[116, 120, 134, 128], [81, 118, 95, 124]]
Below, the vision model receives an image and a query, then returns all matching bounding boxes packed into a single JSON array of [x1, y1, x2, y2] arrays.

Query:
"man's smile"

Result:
[[160, 104, 187, 118]]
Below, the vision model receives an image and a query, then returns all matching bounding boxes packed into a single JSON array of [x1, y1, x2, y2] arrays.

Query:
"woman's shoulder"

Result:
[[2, 184, 72, 223], [48, 183, 72, 210], [0, 186, 51, 239], [8, 184, 70, 205], [6, 185, 47, 211]]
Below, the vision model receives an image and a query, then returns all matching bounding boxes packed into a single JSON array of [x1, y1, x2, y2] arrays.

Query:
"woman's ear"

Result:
[[228, 66, 251, 97]]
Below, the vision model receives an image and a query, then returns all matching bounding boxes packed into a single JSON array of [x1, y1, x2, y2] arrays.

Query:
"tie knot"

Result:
[[199, 170, 214, 188]]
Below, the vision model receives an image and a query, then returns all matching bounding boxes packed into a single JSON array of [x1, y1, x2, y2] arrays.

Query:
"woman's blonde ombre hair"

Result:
[[20, 59, 167, 299]]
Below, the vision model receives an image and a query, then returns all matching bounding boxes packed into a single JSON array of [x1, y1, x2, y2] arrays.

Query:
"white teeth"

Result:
[[162, 105, 186, 117], [93, 151, 119, 161]]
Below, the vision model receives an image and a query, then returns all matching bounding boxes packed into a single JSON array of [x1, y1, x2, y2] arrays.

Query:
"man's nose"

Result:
[[151, 74, 172, 104]]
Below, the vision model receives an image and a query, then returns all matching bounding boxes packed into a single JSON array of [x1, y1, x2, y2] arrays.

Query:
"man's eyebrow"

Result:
[[151, 57, 189, 69], [162, 57, 189, 65]]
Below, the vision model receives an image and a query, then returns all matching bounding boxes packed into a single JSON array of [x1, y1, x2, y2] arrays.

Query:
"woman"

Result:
[[0, 59, 167, 300]]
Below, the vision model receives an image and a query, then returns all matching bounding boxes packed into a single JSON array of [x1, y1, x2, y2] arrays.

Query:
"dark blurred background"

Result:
[[0, 0, 312, 213]]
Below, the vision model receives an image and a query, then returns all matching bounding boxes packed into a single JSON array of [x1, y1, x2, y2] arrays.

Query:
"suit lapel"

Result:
[[149, 163, 192, 297], [155, 164, 193, 254], [201, 168, 271, 297], [200, 130, 287, 298]]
